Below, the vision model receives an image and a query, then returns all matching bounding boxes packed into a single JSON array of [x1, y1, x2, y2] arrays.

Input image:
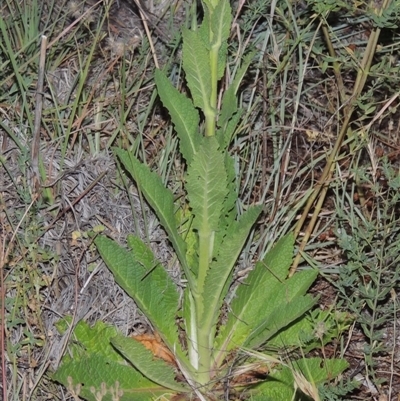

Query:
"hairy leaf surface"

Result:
[[202, 205, 262, 330], [54, 354, 167, 401], [111, 334, 189, 393], [212, 153, 237, 258], [114, 148, 193, 287], [186, 136, 228, 233], [53, 321, 165, 401], [244, 293, 317, 349], [155, 70, 200, 165], [215, 235, 294, 349], [182, 28, 212, 112], [211, 0, 231, 79], [95, 235, 180, 352]]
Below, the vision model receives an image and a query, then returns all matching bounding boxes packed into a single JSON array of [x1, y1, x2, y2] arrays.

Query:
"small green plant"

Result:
[[53, 0, 349, 399], [334, 156, 400, 387]]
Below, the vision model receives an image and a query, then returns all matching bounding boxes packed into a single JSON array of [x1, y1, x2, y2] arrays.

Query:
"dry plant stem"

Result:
[[0, 232, 7, 401], [31, 35, 47, 193], [290, 0, 391, 276], [137, 7, 159, 69], [43, 171, 106, 233]]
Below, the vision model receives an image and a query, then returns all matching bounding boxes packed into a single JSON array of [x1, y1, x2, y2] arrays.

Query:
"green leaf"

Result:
[[218, 86, 237, 130], [94, 235, 180, 353], [214, 234, 314, 360], [213, 1, 231, 44], [251, 358, 348, 400], [219, 50, 255, 132], [53, 353, 167, 401], [217, 108, 243, 147], [53, 320, 166, 401], [202, 205, 262, 329], [250, 367, 296, 401], [55, 319, 125, 363], [111, 334, 189, 393], [212, 153, 237, 257], [154, 69, 201, 165], [181, 286, 199, 368], [245, 293, 317, 349], [114, 148, 194, 288], [263, 232, 295, 280], [292, 357, 349, 384], [211, 0, 232, 79], [182, 28, 212, 112], [186, 136, 228, 233], [229, 50, 257, 96]]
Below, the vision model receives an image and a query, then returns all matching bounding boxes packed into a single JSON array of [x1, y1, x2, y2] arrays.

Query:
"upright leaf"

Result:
[[155, 69, 201, 165], [212, 153, 237, 258], [115, 148, 194, 289], [244, 292, 317, 349], [182, 28, 212, 112], [211, 0, 232, 79], [202, 205, 262, 330], [186, 136, 228, 233], [214, 234, 296, 360], [94, 235, 181, 354], [219, 50, 255, 132]]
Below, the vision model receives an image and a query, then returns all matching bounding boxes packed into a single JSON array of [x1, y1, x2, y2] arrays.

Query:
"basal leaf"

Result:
[[202, 205, 262, 333], [182, 28, 212, 112], [263, 232, 295, 280], [186, 136, 228, 233], [114, 148, 193, 288], [252, 358, 348, 400], [291, 357, 349, 384], [111, 334, 189, 393], [55, 319, 124, 363], [53, 353, 167, 401], [269, 309, 352, 351], [54, 321, 166, 401], [246, 268, 317, 346], [214, 234, 297, 360], [155, 69, 201, 165], [182, 286, 199, 369], [244, 294, 317, 349], [250, 367, 296, 401], [94, 235, 180, 353]]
